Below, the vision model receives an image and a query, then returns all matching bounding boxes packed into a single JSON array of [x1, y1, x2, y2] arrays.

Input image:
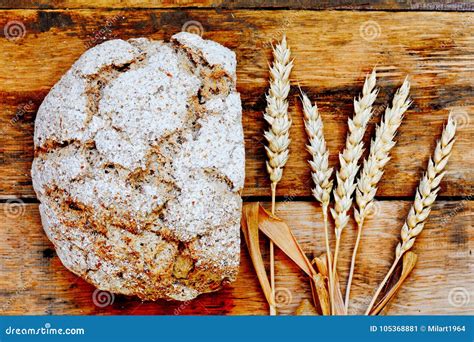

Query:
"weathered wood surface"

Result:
[[0, 201, 472, 315], [0, 7, 472, 316], [0, 0, 473, 11], [1, 10, 473, 199]]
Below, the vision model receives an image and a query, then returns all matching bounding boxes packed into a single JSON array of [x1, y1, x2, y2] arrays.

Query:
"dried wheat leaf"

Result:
[[316, 253, 346, 315], [241, 202, 275, 307], [370, 252, 418, 315], [333, 269, 346, 315], [257, 204, 318, 278], [312, 255, 328, 277], [312, 274, 331, 315], [309, 277, 318, 312], [295, 299, 318, 316], [256, 204, 331, 314], [311, 257, 330, 315]]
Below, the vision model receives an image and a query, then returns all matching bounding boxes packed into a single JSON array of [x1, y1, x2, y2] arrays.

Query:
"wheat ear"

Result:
[[365, 115, 456, 315], [264, 35, 293, 316], [345, 78, 411, 311], [300, 91, 335, 313], [330, 69, 378, 309]]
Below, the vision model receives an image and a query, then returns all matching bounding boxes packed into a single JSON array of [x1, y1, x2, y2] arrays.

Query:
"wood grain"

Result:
[[0, 7, 472, 316], [1, 201, 472, 315], [0, 0, 473, 11], [0, 10, 473, 199]]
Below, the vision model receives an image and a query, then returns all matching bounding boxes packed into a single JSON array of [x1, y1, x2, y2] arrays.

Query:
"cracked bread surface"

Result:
[[31, 32, 244, 301]]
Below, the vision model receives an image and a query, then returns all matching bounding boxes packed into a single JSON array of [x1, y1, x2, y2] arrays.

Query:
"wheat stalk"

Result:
[[300, 91, 335, 313], [345, 78, 411, 311], [365, 115, 456, 314], [330, 69, 378, 307], [264, 35, 293, 316]]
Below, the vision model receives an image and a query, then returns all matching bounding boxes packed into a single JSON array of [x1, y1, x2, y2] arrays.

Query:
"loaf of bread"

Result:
[[31, 32, 245, 301]]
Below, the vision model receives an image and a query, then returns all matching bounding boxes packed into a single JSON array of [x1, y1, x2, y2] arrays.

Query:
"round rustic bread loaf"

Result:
[[31, 32, 245, 301]]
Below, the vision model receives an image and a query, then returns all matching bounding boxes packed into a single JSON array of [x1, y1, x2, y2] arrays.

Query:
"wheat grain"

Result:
[[331, 69, 378, 237], [300, 91, 335, 313], [264, 35, 293, 187], [330, 69, 378, 308], [396, 116, 456, 257], [345, 78, 411, 311], [263, 35, 293, 316], [365, 115, 456, 314], [301, 92, 334, 207], [354, 78, 411, 225]]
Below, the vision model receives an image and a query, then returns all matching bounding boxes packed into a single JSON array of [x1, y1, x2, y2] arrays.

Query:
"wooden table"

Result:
[[0, 0, 473, 315]]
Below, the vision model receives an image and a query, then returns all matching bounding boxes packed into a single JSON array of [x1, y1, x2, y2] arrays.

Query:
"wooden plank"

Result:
[[0, 10, 473, 199], [0, 201, 472, 315], [0, 0, 473, 11]]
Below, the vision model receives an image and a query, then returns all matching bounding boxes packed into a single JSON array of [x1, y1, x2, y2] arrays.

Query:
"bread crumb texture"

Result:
[[31, 33, 244, 301]]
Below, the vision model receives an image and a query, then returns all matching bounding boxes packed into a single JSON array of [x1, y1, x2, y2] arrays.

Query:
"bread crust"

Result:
[[31, 33, 244, 301]]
